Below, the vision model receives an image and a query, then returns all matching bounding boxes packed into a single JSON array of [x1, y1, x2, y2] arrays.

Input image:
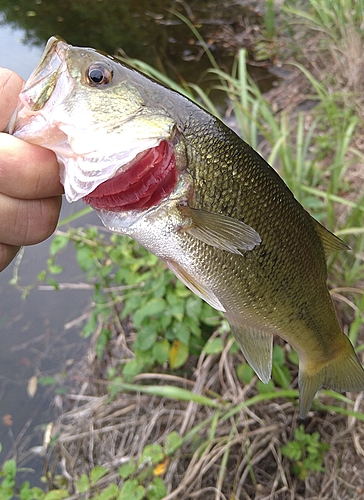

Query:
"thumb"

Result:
[[0, 68, 24, 131]]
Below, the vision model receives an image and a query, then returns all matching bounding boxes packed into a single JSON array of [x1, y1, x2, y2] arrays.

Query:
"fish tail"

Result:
[[298, 333, 364, 418]]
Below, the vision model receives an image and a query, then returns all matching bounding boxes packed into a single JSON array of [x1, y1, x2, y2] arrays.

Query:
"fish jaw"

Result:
[[10, 36, 176, 202], [9, 37, 70, 145]]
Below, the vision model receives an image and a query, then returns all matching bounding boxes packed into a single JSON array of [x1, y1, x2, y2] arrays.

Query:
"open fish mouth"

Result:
[[7, 37, 69, 140], [9, 35, 177, 203], [83, 140, 178, 211], [19, 37, 69, 112]]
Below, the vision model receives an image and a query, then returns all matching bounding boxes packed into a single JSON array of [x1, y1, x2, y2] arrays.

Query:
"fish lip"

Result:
[[8, 36, 70, 139], [19, 37, 68, 112], [9, 36, 75, 156]]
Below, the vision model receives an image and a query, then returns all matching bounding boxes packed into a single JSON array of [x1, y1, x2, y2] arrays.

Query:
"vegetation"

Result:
[[2, 0, 364, 499]]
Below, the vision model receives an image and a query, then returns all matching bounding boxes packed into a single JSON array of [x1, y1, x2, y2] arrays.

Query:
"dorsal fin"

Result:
[[312, 219, 349, 259]]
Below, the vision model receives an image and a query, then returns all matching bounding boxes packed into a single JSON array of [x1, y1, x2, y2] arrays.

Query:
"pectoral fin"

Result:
[[228, 319, 273, 383], [167, 260, 226, 312], [180, 207, 261, 255]]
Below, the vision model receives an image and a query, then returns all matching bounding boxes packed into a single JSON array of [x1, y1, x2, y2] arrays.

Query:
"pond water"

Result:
[[0, 0, 271, 487]]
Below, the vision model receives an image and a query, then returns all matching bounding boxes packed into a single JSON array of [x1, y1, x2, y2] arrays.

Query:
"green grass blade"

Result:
[[110, 382, 222, 408]]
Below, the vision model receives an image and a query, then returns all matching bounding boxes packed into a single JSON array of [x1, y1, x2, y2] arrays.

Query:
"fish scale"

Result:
[[9, 36, 364, 417]]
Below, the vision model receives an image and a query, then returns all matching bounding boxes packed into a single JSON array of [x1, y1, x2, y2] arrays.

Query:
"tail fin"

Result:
[[298, 333, 364, 418]]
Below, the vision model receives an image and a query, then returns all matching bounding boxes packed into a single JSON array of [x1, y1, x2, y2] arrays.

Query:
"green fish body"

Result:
[[10, 37, 364, 417]]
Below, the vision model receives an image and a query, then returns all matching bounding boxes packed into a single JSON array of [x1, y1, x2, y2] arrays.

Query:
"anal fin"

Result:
[[228, 319, 273, 383]]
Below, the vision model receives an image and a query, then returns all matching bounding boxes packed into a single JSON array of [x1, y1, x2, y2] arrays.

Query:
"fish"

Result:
[[9, 36, 364, 417]]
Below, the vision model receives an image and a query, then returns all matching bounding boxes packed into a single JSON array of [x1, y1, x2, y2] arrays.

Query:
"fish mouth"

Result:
[[83, 140, 178, 211], [20, 37, 68, 112], [8, 36, 71, 142], [10, 36, 178, 205]]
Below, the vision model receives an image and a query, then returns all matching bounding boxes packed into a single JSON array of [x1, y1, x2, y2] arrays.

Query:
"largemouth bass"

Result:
[[9, 36, 364, 417]]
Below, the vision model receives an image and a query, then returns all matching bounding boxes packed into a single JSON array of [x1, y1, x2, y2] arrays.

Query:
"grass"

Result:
[[2, 0, 364, 499]]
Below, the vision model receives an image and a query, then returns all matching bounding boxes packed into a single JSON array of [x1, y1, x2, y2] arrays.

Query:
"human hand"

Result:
[[0, 68, 63, 272]]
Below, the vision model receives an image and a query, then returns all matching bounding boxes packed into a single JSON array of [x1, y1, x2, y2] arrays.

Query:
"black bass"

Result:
[[9, 36, 364, 417]]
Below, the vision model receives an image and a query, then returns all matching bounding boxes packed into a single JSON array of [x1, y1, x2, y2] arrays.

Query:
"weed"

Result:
[[281, 425, 330, 479]]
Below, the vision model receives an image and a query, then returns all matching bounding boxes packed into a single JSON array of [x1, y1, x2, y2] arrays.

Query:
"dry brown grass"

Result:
[[45, 321, 364, 500]]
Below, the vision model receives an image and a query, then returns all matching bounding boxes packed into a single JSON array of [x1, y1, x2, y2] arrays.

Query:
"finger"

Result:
[[0, 194, 62, 246], [0, 243, 20, 272], [0, 134, 64, 198], [0, 68, 24, 131]]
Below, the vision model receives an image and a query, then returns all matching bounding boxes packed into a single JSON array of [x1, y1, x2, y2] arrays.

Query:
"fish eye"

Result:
[[86, 63, 113, 86]]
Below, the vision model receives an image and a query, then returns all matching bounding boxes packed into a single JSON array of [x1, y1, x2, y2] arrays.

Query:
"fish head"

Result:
[[10, 36, 177, 204]]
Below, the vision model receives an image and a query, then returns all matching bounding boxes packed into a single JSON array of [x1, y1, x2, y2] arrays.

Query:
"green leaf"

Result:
[[49, 234, 69, 256], [43, 491, 69, 500], [20, 484, 44, 500], [134, 327, 157, 352], [47, 278, 60, 289], [272, 345, 285, 366], [152, 340, 170, 365], [139, 444, 164, 466], [185, 296, 202, 322], [257, 380, 275, 394], [166, 292, 184, 321], [281, 441, 302, 461], [3, 460, 16, 478], [164, 431, 183, 455], [118, 479, 145, 500], [83, 313, 98, 338], [174, 280, 191, 298], [96, 329, 112, 360], [236, 363, 254, 384], [122, 293, 146, 318], [169, 340, 189, 369], [199, 304, 223, 326], [122, 357, 147, 381], [37, 270, 47, 282], [119, 460, 136, 479], [229, 339, 240, 354], [203, 338, 224, 354], [49, 264, 64, 275], [76, 474, 90, 493], [174, 323, 191, 345], [288, 348, 299, 366], [272, 363, 291, 390], [90, 465, 108, 484], [0, 489, 14, 500], [133, 297, 166, 327], [148, 477, 167, 500], [97, 483, 119, 500], [38, 376, 57, 386], [76, 246, 96, 272]]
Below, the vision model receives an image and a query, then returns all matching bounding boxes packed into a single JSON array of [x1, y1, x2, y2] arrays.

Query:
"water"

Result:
[[0, 0, 271, 486], [0, 21, 100, 482]]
